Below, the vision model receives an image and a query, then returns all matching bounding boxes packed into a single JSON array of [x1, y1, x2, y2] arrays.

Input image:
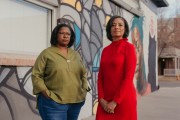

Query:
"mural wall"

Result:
[[0, 0, 158, 119], [0, 66, 40, 120]]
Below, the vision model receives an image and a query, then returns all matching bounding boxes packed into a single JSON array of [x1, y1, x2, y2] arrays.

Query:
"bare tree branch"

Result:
[[157, 0, 180, 57]]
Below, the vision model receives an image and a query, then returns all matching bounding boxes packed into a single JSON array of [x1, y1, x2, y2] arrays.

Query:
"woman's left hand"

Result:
[[106, 101, 117, 113]]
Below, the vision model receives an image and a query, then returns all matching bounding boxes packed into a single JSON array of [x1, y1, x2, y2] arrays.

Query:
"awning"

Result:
[[151, 0, 169, 7]]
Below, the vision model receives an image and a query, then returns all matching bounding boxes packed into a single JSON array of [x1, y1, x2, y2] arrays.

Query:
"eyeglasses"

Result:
[[58, 32, 71, 37]]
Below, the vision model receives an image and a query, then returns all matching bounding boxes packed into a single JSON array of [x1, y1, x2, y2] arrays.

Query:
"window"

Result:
[[0, 0, 57, 66], [0, 0, 52, 54]]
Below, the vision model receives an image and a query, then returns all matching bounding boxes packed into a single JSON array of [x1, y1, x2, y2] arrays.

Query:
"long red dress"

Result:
[[96, 38, 137, 120]]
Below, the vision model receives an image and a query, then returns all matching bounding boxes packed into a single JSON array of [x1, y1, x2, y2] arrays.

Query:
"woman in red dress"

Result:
[[96, 16, 137, 120]]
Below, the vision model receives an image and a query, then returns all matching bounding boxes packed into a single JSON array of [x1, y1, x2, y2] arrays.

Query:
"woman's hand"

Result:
[[99, 99, 116, 113], [99, 99, 108, 112], [106, 101, 117, 113]]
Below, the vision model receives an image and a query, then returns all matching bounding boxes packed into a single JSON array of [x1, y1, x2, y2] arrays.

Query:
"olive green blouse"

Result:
[[31, 46, 90, 104]]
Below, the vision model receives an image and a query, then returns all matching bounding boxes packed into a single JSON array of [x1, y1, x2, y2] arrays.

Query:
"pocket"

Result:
[[41, 93, 51, 100], [40, 93, 59, 107]]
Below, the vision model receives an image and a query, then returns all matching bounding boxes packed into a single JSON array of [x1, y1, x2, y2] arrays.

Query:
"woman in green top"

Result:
[[31, 23, 90, 120]]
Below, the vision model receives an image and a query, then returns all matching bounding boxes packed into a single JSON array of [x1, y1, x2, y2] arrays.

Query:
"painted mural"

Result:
[[0, 0, 158, 119], [0, 66, 41, 120], [131, 16, 151, 95], [148, 16, 157, 91]]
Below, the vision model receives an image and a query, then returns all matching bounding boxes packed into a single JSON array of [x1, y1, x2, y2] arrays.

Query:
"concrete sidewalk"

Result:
[[83, 86, 180, 120], [138, 87, 180, 120]]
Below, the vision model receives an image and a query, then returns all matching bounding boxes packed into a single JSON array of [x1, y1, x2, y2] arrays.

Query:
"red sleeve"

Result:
[[113, 44, 137, 104], [98, 51, 104, 100]]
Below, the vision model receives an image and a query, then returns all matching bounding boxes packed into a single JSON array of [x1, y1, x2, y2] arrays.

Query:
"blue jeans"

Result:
[[37, 94, 85, 120]]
